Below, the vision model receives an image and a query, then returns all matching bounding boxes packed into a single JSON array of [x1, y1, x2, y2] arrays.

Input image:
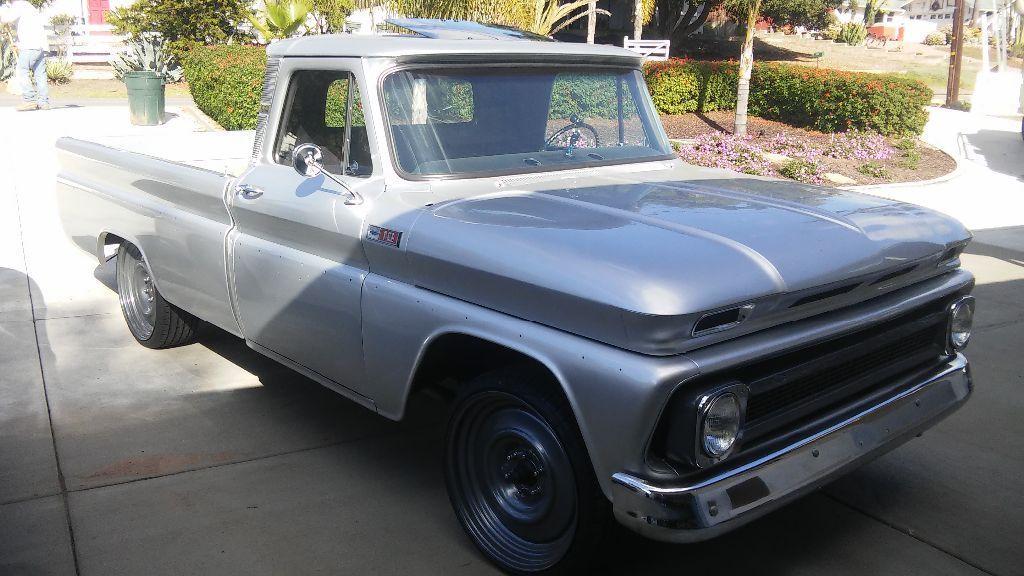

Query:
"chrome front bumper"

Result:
[[611, 354, 971, 543]]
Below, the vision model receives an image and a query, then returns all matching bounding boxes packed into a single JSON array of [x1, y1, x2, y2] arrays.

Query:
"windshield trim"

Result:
[[376, 62, 675, 182]]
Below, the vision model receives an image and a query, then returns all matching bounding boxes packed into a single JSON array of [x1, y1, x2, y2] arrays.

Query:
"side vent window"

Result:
[[251, 57, 280, 165]]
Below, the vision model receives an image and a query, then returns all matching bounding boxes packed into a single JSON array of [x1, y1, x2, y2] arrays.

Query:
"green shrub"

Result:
[[857, 161, 887, 178], [46, 59, 73, 84], [821, 21, 842, 41], [837, 22, 866, 46], [923, 32, 947, 46], [643, 60, 737, 115], [108, 0, 252, 57], [645, 59, 932, 136], [181, 44, 266, 130], [778, 158, 825, 183]]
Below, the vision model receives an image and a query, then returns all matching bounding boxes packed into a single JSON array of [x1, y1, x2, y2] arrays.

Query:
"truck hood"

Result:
[[404, 168, 970, 355]]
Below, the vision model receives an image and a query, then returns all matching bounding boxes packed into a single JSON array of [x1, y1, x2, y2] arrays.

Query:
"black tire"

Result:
[[116, 243, 199, 349], [445, 365, 610, 575]]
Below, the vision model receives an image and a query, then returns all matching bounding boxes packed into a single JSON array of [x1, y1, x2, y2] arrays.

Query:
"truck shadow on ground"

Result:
[[962, 128, 1024, 182]]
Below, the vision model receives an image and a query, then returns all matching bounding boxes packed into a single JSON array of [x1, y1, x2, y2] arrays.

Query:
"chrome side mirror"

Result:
[[292, 143, 325, 178], [289, 143, 364, 205]]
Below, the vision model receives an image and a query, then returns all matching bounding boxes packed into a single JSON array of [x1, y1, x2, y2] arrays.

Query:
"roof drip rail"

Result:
[[385, 18, 556, 41]]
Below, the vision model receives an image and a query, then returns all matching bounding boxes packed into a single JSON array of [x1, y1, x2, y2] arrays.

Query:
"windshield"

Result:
[[382, 67, 673, 177]]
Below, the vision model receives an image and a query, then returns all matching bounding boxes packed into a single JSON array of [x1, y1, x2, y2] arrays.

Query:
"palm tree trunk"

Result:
[[634, 0, 643, 39], [587, 0, 596, 43], [734, 0, 761, 137]]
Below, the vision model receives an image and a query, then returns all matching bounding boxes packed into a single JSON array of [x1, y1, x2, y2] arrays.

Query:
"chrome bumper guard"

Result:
[[611, 354, 971, 543]]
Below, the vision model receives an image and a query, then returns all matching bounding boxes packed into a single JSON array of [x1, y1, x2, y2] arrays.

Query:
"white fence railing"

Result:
[[623, 37, 670, 61], [47, 24, 127, 64]]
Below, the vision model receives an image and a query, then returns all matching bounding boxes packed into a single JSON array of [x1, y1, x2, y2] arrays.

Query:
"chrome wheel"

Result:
[[447, 391, 577, 573], [117, 244, 156, 341]]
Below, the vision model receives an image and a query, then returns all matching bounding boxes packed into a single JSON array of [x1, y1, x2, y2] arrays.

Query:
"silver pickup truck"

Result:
[[56, 24, 976, 575]]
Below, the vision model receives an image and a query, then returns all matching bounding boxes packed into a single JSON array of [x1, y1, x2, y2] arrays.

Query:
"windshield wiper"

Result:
[[524, 157, 542, 166]]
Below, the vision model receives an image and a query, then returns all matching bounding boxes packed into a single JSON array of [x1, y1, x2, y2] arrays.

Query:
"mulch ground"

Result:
[[660, 110, 956, 186]]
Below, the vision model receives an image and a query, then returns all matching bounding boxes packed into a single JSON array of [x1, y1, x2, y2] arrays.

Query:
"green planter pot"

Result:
[[124, 71, 166, 126]]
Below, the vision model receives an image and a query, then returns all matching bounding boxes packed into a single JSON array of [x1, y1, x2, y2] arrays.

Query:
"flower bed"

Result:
[[666, 111, 954, 185], [644, 59, 932, 136]]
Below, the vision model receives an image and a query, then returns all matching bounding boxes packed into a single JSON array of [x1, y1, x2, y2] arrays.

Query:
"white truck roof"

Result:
[[267, 33, 643, 64]]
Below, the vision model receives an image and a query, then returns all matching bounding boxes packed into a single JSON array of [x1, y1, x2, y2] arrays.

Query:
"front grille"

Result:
[[746, 326, 939, 422], [739, 300, 950, 442]]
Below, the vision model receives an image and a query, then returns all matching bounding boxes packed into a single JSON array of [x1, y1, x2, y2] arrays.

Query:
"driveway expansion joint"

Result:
[[823, 493, 998, 576]]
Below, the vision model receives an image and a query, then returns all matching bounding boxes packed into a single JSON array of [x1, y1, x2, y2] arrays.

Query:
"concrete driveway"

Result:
[[1, 103, 1022, 576]]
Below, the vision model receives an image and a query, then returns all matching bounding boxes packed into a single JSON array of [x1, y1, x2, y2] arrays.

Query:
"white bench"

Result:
[[47, 24, 127, 64], [623, 37, 670, 61]]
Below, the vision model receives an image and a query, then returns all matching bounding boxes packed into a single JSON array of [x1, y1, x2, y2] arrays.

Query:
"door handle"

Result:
[[235, 184, 264, 200]]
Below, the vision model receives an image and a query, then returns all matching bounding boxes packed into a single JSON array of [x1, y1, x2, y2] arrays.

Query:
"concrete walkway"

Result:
[[1, 104, 1022, 575], [858, 106, 1024, 231]]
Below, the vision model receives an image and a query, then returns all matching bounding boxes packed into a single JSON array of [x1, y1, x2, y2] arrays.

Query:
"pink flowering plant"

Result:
[[680, 133, 775, 177], [678, 129, 905, 185], [824, 131, 896, 161]]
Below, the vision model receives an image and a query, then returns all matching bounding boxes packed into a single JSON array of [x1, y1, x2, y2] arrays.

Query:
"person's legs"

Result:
[[16, 49, 39, 106], [31, 51, 49, 108]]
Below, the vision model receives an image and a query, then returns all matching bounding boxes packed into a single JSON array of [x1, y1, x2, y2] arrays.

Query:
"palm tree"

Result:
[[378, 0, 605, 37], [734, 0, 762, 137], [587, 0, 597, 43], [249, 0, 315, 40], [531, 0, 610, 35]]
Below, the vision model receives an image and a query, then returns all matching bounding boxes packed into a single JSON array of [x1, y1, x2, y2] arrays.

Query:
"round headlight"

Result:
[[948, 296, 975, 351], [702, 393, 741, 457]]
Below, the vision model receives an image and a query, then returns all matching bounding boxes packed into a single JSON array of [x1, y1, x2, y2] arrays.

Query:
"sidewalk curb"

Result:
[[176, 103, 223, 132]]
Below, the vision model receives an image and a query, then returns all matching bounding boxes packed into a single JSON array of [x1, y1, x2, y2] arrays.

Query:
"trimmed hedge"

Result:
[[644, 59, 932, 136], [183, 46, 932, 137], [181, 44, 266, 131]]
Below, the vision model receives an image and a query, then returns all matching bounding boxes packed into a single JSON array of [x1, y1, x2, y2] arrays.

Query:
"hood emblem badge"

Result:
[[366, 225, 402, 248]]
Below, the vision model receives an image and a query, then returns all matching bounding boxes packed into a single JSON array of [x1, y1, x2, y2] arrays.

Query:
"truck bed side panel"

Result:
[[55, 137, 241, 336]]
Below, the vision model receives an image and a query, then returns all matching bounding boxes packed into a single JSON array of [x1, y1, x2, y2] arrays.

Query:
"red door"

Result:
[[88, 0, 110, 24]]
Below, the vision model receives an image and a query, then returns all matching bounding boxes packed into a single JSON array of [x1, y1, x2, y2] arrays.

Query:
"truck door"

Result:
[[227, 66, 381, 398]]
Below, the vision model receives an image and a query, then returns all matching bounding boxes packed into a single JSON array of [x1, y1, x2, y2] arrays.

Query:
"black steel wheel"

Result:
[[445, 366, 609, 575], [116, 243, 199, 349]]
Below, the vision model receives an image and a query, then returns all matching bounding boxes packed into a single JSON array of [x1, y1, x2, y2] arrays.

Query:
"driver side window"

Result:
[[275, 70, 373, 177]]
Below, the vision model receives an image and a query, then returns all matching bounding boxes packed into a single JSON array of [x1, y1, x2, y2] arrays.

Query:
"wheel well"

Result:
[[98, 231, 125, 261], [410, 333, 562, 403]]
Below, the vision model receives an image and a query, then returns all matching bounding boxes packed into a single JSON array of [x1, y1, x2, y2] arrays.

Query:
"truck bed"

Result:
[[55, 131, 256, 337], [85, 130, 256, 177]]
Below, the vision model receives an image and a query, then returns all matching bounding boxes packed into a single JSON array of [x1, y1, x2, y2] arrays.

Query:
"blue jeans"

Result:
[[17, 49, 49, 106]]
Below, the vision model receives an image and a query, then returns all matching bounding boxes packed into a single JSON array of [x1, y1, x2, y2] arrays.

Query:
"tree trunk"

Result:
[[587, 0, 596, 43], [735, 0, 761, 137], [634, 0, 644, 40]]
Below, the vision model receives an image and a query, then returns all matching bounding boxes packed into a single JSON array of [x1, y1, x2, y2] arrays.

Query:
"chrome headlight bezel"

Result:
[[694, 383, 748, 467], [947, 295, 975, 352]]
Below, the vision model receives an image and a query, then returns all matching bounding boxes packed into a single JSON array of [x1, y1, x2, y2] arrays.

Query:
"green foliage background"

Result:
[[183, 46, 933, 137], [181, 44, 266, 130], [108, 0, 252, 55], [644, 59, 932, 136]]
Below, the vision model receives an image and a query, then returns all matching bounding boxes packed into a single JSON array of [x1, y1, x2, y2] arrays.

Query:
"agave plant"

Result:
[[1, 39, 15, 83], [110, 36, 184, 83], [248, 0, 314, 41], [1, 24, 16, 83], [46, 58, 74, 85], [529, 0, 609, 36]]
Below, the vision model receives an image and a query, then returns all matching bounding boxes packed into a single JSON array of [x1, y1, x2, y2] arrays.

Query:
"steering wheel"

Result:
[[544, 117, 601, 151]]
